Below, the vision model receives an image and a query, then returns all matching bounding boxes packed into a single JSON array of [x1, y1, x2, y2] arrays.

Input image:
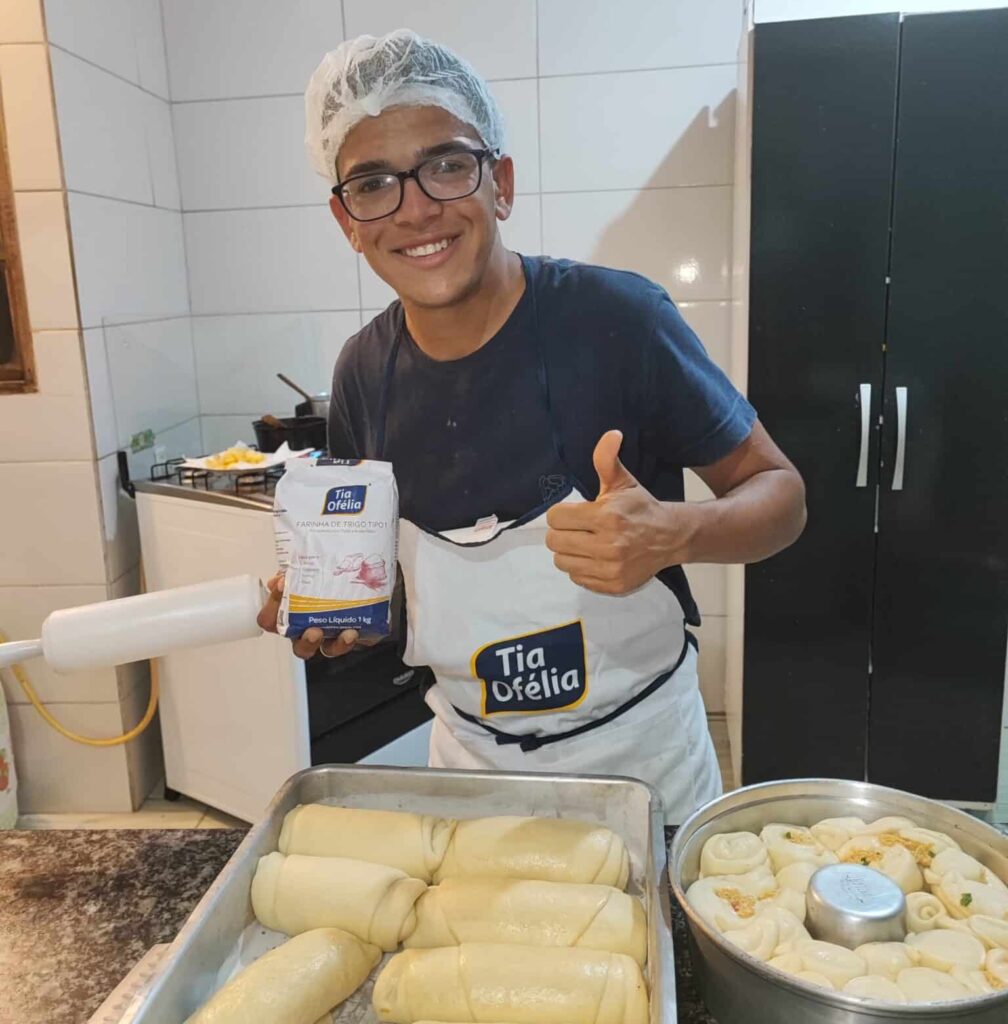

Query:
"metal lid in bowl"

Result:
[[806, 863, 906, 948]]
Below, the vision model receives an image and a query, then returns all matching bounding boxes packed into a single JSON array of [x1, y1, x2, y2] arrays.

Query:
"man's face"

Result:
[[331, 105, 515, 309]]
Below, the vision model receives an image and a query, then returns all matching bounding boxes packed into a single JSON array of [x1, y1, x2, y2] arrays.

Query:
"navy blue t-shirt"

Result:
[[328, 256, 756, 625]]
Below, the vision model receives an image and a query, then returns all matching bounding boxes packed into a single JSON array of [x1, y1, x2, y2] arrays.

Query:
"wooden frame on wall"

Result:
[[0, 75, 37, 395]]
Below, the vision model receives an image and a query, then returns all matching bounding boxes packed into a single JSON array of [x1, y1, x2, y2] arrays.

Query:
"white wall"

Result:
[[163, 0, 745, 711]]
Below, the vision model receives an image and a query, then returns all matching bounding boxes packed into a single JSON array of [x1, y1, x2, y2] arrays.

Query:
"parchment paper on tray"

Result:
[[181, 441, 313, 473], [212, 922, 387, 1024]]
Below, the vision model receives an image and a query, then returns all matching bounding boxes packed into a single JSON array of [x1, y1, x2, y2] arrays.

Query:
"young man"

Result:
[[259, 31, 806, 822]]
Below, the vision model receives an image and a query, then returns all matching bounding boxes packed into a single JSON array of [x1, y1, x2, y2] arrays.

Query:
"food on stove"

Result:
[[837, 836, 924, 894], [434, 815, 630, 889], [896, 966, 972, 1002], [278, 804, 455, 882], [905, 929, 987, 972], [854, 941, 919, 980], [372, 943, 648, 1024], [687, 811, 1008, 1004], [205, 445, 266, 470], [699, 831, 770, 877], [759, 824, 838, 873], [185, 927, 379, 1024], [843, 974, 907, 1002], [810, 817, 867, 852], [404, 876, 646, 966], [968, 914, 1008, 950], [251, 852, 425, 951]]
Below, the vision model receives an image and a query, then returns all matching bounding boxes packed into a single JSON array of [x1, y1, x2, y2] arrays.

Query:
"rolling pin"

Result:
[[0, 575, 264, 674]]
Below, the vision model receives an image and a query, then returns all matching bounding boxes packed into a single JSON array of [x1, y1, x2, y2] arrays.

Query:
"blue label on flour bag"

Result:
[[321, 485, 366, 515], [472, 621, 588, 716]]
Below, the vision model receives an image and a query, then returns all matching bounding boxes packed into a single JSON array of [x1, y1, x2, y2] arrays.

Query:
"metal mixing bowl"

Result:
[[669, 779, 1008, 1023]]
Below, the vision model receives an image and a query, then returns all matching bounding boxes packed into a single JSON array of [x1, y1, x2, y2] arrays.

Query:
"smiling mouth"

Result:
[[396, 236, 458, 259]]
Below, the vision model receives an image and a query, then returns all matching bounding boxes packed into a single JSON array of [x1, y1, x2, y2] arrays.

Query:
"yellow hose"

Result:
[[0, 629, 160, 747]]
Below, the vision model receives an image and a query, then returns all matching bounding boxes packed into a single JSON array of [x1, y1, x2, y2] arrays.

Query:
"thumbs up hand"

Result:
[[545, 430, 697, 594]]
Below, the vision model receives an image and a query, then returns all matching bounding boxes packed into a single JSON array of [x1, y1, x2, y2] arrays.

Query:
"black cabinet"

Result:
[[744, 10, 1008, 802]]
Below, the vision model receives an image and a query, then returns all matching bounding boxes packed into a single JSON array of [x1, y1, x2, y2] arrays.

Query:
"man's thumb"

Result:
[[593, 430, 636, 497]]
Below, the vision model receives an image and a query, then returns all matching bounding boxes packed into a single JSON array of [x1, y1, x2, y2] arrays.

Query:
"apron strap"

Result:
[[451, 631, 698, 753]]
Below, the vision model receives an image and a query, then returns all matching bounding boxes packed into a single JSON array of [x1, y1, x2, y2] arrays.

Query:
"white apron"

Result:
[[377, 265, 722, 824]]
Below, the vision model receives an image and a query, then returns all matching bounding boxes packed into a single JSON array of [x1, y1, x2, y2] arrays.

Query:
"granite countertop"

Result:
[[0, 825, 715, 1024]]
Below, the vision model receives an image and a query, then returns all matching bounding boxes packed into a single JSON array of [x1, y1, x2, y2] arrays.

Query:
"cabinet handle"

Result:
[[892, 386, 908, 491], [856, 383, 871, 488]]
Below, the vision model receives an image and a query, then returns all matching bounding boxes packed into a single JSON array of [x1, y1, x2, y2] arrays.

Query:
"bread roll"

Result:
[[906, 929, 986, 972], [854, 942, 919, 981], [753, 906, 810, 952], [723, 918, 779, 961], [277, 804, 453, 882], [986, 948, 1008, 989], [775, 862, 820, 894], [185, 927, 379, 1024], [810, 817, 867, 852], [373, 943, 648, 1024], [950, 966, 996, 995], [896, 966, 971, 1002], [700, 832, 769, 878], [795, 971, 835, 990], [790, 940, 867, 988], [434, 815, 630, 889], [842, 975, 906, 1002], [933, 872, 1008, 920], [968, 915, 1008, 950], [405, 876, 646, 966], [251, 852, 425, 951], [905, 892, 965, 934], [858, 816, 916, 837], [685, 873, 776, 931], [837, 837, 923, 894], [924, 848, 1008, 892], [759, 825, 837, 873]]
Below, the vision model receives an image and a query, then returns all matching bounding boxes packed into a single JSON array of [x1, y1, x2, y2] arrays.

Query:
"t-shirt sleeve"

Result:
[[639, 290, 756, 466]]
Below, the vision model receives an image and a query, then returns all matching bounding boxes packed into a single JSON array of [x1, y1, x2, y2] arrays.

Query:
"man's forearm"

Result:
[[667, 467, 807, 566]]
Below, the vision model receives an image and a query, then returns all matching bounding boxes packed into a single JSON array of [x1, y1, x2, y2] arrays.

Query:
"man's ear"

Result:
[[330, 195, 362, 252], [490, 154, 515, 222]]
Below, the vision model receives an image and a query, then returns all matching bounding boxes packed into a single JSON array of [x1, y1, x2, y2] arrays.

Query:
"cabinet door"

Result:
[[743, 15, 899, 783], [869, 9, 1008, 802]]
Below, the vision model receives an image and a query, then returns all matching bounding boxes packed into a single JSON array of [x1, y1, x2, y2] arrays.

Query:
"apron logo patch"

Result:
[[321, 485, 366, 515], [473, 620, 588, 716]]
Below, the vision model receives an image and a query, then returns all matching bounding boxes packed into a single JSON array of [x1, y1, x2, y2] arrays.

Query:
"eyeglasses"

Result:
[[331, 148, 497, 222]]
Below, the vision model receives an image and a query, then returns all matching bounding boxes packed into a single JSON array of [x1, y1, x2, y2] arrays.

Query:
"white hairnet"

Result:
[[305, 29, 505, 184]]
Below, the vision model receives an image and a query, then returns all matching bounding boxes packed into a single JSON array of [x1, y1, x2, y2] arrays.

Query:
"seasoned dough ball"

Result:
[[810, 817, 867, 853], [854, 942, 919, 981], [700, 832, 770, 878], [837, 837, 923, 894], [924, 848, 1008, 892], [858, 817, 916, 837], [933, 872, 1008, 921], [791, 940, 867, 988], [897, 967, 972, 1003], [968, 915, 1008, 951], [843, 975, 907, 1002], [760, 825, 837, 873], [905, 930, 987, 973]]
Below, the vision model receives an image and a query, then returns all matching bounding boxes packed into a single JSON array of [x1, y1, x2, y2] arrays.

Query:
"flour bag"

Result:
[[274, 459, 399, 639]]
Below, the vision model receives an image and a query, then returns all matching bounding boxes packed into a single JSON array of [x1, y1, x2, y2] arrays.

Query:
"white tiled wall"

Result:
[[160, 0, 745, 711]]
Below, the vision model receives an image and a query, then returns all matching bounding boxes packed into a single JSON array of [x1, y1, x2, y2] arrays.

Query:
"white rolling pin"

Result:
[[0, 575, 264, 674]]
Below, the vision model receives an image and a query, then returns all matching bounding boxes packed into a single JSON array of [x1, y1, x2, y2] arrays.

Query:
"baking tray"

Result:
[[128, 764, 676, 1023]]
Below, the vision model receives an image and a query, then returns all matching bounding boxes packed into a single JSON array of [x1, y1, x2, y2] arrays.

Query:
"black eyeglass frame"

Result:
[[331, 147, 498, 222]]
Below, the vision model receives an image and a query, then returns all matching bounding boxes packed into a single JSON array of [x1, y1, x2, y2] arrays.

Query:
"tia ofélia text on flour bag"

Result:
[[273, 459, 399, 639]]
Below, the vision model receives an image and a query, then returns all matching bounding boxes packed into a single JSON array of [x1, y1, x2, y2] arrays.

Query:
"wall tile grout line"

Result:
[[47, 41, 170, 103]]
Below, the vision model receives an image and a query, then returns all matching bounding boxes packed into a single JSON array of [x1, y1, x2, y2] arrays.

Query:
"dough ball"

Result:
[[435, 815, 630, 889], [372, 943, 648, 1024], [950, 966, 996, 995], [906, 930, 986, 972], [775, 862, 820, 894], [810, 817, 867, 852], [753, 906, 810, 952], [906, 892, 957, 933], [405, 876, 646, 966], [723, 918, 779, 962], [853, 942, 919, 981], [858, 816, 916, 837], [278, 804, 454, 882], [795, 971, 835, 990], [842, 975, 906, 1002], [897, 966, 972, 1003], [924, 848, 1008, 892], [986, 949, 1008, 989], [759, 824, 837, 873], [791, 940, 867, 988], [837, 837, 923, 894], [767, 952, 803, 974], [968, 915, 1008, 951], [700, 832, 769, 878], [185, 928, 379, 1024], [933, 872, 1008, 921]]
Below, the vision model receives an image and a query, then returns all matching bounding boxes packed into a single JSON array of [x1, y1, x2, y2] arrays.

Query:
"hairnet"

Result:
[[305, 29, 505, 184]]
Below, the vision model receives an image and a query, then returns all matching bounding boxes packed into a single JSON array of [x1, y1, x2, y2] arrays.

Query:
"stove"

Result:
[[130, 453, 289, 510]]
